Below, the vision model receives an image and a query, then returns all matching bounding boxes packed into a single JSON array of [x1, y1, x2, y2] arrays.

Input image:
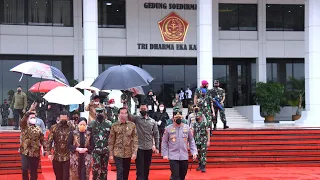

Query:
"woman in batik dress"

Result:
[[68, 117, 94, 180]]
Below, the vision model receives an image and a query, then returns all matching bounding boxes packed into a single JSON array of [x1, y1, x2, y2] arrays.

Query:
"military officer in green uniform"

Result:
[[89, 108, 112, 180], [106, 99, 119, 123], [121, 90, 133, 114], [188, 105, 207, 129], [166, 109, 187, 127], [192, 111, 210, 173], [194, 80, 215, 132], [210, 80, 229, 130]]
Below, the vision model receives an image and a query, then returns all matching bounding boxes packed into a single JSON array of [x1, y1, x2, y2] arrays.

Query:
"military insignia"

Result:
[[171, 128, 176, 132], [158, 12, 189, 42]]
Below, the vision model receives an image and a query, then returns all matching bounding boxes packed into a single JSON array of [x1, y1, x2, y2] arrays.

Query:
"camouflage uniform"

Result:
[[121, 91, 133, 114], [89, 116, 112, 180], [194, 88, 212, 124], [0, 103, 10, 126], [210, 86, 227, 127], [107, 106, 119, 124], [193, 112, 210, 172]]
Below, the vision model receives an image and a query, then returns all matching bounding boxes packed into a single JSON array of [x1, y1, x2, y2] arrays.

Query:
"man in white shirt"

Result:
[[185, 86, 193, 106]]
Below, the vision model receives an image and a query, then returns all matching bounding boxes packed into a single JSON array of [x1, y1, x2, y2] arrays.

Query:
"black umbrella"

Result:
[[91, 64, 154, 90]]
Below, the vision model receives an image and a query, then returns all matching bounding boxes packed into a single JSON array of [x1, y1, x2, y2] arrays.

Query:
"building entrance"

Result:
[[213, 59, 255, 108]]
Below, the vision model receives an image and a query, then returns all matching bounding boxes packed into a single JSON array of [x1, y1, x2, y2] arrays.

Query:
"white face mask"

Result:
[[29, 118, 36, 125], [94, 102, 99, 105], [110, 104, 115, 108], [159, 107, 164, 111]]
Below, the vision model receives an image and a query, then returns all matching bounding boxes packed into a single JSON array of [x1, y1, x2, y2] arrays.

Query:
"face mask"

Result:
[[159, 107, 164, 111], [79, 125, 86, 132], [73, 117, 79, 121], [110, 104, 115, 108], [17, 90, 21, 93], [28, 118, 36, 124], [214, 84, 219, 87], [175, 118, 182, 125], [94, 102, 99, 105], [196, 117, 200, 121], [97, 114, 104, 121], [60, 120, 67, 124], [140, 110, 147, 116], [3, 101, 6, 104]]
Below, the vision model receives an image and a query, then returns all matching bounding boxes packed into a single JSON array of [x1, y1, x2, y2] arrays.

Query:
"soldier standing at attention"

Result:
[[210, 80, 229, 130], [192, 111, 210, 172], [162, 110, 198, 180], [89, 108, 112, 180]]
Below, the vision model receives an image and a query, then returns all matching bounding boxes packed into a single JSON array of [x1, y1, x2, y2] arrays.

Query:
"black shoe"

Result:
[[201, 165, 206, 173], [13, 127, 19, 130], [213, 124, 217, 130], [196, 164, 202, 171], [223, 123, 229, 129]]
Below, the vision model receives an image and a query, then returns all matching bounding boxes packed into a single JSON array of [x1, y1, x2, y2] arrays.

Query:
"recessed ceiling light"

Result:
[[106, 2, 112, 5]]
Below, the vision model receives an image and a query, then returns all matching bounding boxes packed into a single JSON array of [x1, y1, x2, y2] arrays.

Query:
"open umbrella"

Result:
[[127, 86, 144, 95], [29, 80, 66, 93], [43, 86, 85, 105], [10, 61, 69, 86], [74, 79, 99, 92], [91, 64, 154, 90]]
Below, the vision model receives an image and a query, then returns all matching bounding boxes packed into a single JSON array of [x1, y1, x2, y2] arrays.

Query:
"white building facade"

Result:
[[0, 0, 318, 125]]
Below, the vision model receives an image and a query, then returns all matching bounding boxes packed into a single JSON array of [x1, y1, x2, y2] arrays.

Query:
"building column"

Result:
[[300, 0, 320, 126], [257, 0, 267, 83], [73, 0, 83, 82], [197, 0, 213, 88], [83, 0, 99, 106]]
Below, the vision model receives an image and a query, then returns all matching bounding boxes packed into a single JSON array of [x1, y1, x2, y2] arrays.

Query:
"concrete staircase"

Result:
[[166, 108, 252, 129]]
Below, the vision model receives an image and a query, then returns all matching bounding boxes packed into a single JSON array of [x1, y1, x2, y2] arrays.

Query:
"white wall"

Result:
[[0, 0, 305, 59]]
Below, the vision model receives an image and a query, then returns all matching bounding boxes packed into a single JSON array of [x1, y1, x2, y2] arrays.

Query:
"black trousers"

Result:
[[13, 109, 23, 128], [136, 149, 153, 180], [21, 154, 39, 180], [114, 156, 131, 180], [52, 160, 70, 180], [169, 160, 188, 180]]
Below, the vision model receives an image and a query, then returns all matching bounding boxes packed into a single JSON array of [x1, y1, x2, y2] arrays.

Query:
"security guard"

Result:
[[162, 110, 198, 180], [210, 80, 229, 129], [192, 111, 210, 172]]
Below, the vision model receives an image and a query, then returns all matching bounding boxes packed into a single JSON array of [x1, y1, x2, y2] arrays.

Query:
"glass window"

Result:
[[219, 4, 239, 30], [213, 65, 227, 82], [286, 63, 293, 90], [142, 65, 163, 82], [28, 0, 52, 25], [283, 5, 304, 31], [2, 0, 26, 24], [184, 65, 197, 90], [238, 4, 257, 31], [219, 4, 257, 31], [266, 4, 304, 31], [52, 0, 73, 26], [98, 0, 125, 28], [251, 63, 256, 92], [163, 65, 184, 83], [293, 63, 304, 80]]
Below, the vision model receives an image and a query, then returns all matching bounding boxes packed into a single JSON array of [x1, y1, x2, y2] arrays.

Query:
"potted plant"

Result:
[[256, 82, 285, 122], [287, 77, 304, 120]]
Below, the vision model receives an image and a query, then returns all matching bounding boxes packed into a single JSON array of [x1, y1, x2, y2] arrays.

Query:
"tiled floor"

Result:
[[1, 167, 320, 180]]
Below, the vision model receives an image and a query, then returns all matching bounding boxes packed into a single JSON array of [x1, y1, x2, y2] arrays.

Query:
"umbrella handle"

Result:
[[19, 73, 24, 82]]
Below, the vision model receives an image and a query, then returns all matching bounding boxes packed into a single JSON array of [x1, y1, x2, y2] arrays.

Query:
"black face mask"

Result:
[[175, 118, 182, 125], [73, 117, 79, 121], [97, 114, 104, 121], [60, 120, 67, 124], [196, 117, 200, 122], [140, 110, 147, 116], [17, 90, 21, 93]]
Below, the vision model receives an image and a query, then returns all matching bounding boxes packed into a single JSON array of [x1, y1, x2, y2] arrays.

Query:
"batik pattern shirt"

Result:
[[108, 121, 138, 158], [20, 115, 44, 157], [46, 121, 74, 161]]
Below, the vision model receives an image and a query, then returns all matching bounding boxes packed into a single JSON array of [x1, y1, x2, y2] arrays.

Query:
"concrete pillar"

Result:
[[257, 0, 267, 83], [300, 0, 320, 126], [83, 0, 99, 106], [197, 0, 213, 88], [73, 0, 83, 82]]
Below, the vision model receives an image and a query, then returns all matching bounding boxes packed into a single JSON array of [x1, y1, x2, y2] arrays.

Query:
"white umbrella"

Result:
[[74, 79, 99, 92], [43, 86, 85, 105]]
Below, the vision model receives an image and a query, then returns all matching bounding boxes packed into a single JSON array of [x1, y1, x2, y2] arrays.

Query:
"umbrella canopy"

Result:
[[127, 86, 144, 95], [10, 61, 69, 86], [43, 86, 85, 105], [91, 64, 154, 90], [29, 80, 66, 93], [74, 79, 99, 92]]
